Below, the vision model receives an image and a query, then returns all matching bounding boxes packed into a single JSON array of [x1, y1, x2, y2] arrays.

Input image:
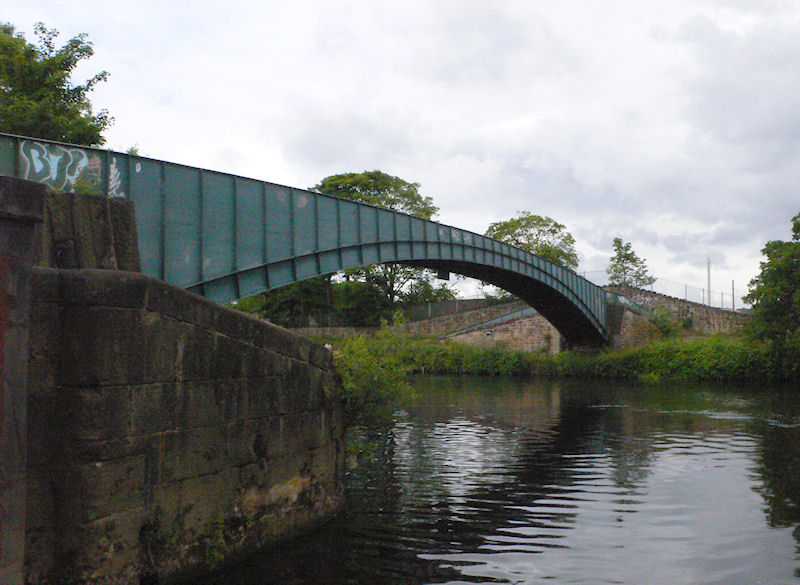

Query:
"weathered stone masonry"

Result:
[[1, 177, 347, 585], [27, 268, 345, 584]]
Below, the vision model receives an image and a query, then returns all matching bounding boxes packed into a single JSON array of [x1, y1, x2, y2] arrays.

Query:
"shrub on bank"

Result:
[[328, 332, 796, 429], [331, 332, 411, 427], [397, 339, 543, 376], [328, 336, 545, 427], [550, 336, 776, 382]]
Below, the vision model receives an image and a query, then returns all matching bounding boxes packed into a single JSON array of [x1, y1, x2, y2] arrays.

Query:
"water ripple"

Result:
[[203, 378, 800, 585]]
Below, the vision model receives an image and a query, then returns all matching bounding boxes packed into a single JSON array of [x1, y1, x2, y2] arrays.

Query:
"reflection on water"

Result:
[[208, 376, 800, 585]]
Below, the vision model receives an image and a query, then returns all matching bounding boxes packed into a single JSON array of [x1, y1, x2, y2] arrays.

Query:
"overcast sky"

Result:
[[6, 0, 800, 303]]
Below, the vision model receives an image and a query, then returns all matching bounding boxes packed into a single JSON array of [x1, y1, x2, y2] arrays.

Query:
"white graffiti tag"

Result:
[[20, 141, 92, 191], [108, 158, 126, 198]]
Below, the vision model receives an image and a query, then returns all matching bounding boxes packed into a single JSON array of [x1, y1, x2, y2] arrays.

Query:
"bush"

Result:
[[331, 331, 411, 427]]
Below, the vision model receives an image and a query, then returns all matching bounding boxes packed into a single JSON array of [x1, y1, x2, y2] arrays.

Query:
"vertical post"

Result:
[[707, 257, 711, 306], [0, 177, 44, 585], [732, 280, 735, 311]]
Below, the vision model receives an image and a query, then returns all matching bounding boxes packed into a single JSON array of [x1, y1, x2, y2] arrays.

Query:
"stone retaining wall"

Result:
[[295, 300, 528, 339], [605, 286, 749, 336], [26, 268, 344, 584], [449, 315, 562, 353]]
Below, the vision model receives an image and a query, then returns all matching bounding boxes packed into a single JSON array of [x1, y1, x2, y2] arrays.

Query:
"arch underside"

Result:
[[402, 259, 606, 347], [188, 242, 608, 347]]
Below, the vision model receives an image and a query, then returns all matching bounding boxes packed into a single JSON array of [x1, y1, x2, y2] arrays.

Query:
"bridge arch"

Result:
[[0, 132, 609, 346]]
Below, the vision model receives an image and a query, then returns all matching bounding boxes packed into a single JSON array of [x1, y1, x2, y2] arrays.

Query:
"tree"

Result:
[[485, 211, 579, 270], [254, 277, 332, 328], [311, 170, 454, 308], [242, 171, 453, 327], [399, 278, 458, 308], [332, 280, 392, 327], [311, 170, 437, 218], [0, 22, 111, 145], [744, 212, 800, 366], [606, 237, 656, 288]]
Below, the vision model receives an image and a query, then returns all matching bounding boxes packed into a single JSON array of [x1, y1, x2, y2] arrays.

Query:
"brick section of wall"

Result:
[[26, 268, 344, 585]]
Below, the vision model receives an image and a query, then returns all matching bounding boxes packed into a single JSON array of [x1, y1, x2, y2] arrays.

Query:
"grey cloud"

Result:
[[277, 100, 419, 176], [679, 15, 800, 171]]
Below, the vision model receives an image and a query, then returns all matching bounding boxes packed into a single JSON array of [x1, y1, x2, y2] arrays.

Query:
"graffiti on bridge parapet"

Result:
[[19, 140, 126, 198]]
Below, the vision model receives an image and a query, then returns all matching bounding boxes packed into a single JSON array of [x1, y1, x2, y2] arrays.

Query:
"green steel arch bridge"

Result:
[[0, 132, 621, 346]]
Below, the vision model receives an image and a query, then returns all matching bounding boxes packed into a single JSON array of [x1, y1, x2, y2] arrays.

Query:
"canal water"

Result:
[[211, 376, 800, 584]]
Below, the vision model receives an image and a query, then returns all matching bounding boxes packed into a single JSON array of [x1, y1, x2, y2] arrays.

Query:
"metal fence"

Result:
[[582, 271, 750, 311]]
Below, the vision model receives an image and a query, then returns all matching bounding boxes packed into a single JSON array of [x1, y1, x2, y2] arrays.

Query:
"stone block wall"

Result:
[[33, 190, 140, 272], [295, 300, 528, 339], [0, 176, 45, 585], [449, 288, 749, 353], [449, 314, 562, 354], [606, 286, 749, 337], [26, 268, 344, 585], [397, 300, 528, 337]]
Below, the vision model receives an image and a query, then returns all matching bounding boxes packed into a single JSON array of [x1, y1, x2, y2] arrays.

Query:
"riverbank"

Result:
[[327, 333, 799, 426], [324, 329, 800, 437], [332, 333, 799, 380]]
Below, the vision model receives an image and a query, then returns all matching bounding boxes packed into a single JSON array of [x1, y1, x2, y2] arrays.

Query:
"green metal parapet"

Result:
[[0, 132, 609, 345]]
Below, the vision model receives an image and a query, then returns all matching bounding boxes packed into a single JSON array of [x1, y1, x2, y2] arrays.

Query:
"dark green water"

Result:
[[212, 376, 800, 584]]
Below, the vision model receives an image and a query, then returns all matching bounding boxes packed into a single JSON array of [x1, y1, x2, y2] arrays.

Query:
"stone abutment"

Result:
[[0, 177, 345, 585]]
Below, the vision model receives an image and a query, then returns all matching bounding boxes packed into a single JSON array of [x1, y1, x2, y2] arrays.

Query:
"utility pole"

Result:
[[707, 257, 711, 306], [732, 280, 735, 311]]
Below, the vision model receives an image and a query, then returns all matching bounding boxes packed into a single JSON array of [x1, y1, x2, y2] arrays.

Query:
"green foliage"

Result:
[[550, 336, 777, 381], [606, 237, 656, 288], [140, 504, 194, 575], [0, 22, 111, 145], [233, 275, 456, 328], [358, 337, 543, 377], [234, 276, 332, 328], [311, 170, 450, 309], [650, 307, 682, 338], [311, 170, 437, 219], [331, 330, 412, 427], [332, 279, 392, 326], [72, 167, 101, 195], [399, 277, 458, 308], [485, 211, 579, 270], [744, 211, 800, 374]]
